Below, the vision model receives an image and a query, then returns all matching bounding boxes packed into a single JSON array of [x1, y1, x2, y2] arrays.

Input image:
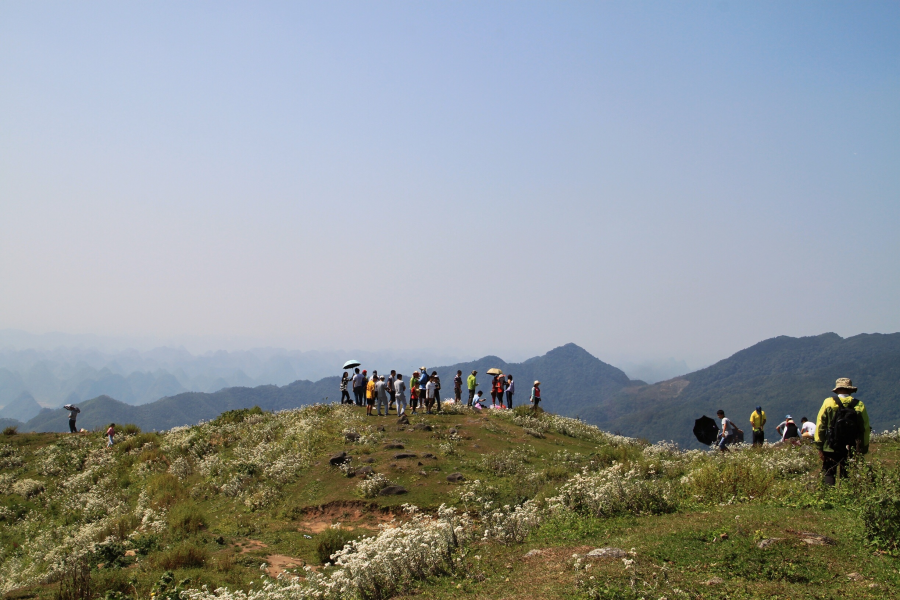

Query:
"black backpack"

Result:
[[827, 396, 863, 450]]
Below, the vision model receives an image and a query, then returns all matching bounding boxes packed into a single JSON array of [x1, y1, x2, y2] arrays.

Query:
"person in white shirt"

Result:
[[424, 378, 436, 414], [716, 409, 737, 452], [394, 375, 407, 416], [800, 416, 816, 439]]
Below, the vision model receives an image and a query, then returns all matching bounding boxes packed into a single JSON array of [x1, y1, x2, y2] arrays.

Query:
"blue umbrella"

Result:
[[343, 360, 361, 369]]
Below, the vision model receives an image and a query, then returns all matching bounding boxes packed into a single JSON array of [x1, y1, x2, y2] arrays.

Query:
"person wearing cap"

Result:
[[814, 377, 870, 486], [749, 406, 766, 446], [530, 380, 541, 414], [467, 371, 478, 406], [776, 415, 800, 442]]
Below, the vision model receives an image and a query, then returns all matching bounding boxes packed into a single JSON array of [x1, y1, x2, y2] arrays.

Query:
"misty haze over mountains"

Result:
[[0, 329, 690, 421]]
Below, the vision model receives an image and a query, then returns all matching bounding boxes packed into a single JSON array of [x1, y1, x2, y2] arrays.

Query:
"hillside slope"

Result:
[[2, 404, 898, 600], [583, 332, 900, 447]]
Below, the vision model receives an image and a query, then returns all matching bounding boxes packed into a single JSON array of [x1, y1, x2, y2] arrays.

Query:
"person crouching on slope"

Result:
[[814, 378, 870, 486]]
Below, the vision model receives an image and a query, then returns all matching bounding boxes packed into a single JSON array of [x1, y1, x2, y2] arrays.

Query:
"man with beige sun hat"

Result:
[[814, 377, 870, 486]]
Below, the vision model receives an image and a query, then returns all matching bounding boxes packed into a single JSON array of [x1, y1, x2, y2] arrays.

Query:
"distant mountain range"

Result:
[[13, 333, 900, 448]]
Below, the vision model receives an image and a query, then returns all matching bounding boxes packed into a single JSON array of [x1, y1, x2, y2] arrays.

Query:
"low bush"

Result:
[[120, 423, 141, 436], [2, 426, 17, 436], [150, 543, 208, 570], [316, 526, 356, 564], [168, 501, 207, 534], [213, 406, 264, 425]]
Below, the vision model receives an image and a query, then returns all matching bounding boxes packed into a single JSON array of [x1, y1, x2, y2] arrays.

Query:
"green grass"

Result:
[[1, 405, 898, 599]]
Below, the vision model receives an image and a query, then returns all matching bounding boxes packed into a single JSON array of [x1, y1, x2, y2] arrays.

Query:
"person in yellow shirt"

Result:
[[749, 406, 766, 446], [366, 371, 377, 416]]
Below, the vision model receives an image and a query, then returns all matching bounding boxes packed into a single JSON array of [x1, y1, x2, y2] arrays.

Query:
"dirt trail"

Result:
[[297, 500, 398, 533]]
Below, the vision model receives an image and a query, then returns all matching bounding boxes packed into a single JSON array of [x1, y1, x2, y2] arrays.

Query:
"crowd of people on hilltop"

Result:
[[714, 377, 871, 486], [339, 367, 542, 416]]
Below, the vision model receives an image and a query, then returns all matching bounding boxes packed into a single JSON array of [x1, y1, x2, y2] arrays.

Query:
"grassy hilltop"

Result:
[[1, 404, 899, 600]]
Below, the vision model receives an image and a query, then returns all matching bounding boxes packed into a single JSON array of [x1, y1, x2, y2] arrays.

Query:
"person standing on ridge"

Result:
[[394, 374, 407, 416], [431, 371, 442, 412], [106, 423, 116, 448], [340, 372, 351, 404], [418, 366, 429, 406], [388, 370, 397, 412], [365, 373, 377, 416], [505, 374, 515, 409], [65, 404, 81, 433], [352, 368, 364, 406], [815, 378, 870, 486], [410, 371, 420, 414], [530, 380, 542, 414], [749, 406, 766, 446], [454, 370, 463, 403], [467, 371, 478, 406], [375, 376, 388, 416], [490, 374, 500, 407], [424, 376, 436, 414]]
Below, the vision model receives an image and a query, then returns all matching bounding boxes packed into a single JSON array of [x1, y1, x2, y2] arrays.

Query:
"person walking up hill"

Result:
[[815, 378, 870, 486]]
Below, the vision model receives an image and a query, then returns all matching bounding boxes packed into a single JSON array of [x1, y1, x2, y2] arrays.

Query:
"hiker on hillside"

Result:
[[352, 368, 365, 406], [375, 376, 389, 416], [418, 367, 429, 405], [800, 417, 816, 439], [454, 370, 463, 403], [749, 406, 766, 446], [340, 372, 351, 404], [430, 371, 442, 412], [716, 409, 738, 452], [64, 404, 81, 434], [467, 371, 478, 406], [814, 378, 871, 486], [388, 370, 397, 411], [424, 376, 436, 414], [506, 374, 515, 409], [491, 374, 501, 407], [410, 371, 420, 414], [394, 374, 407, 416], [776, 415, 800, 443], [365, 374, 377, 416], [106, 423, 116, 447], [530, 381, 541, 414]]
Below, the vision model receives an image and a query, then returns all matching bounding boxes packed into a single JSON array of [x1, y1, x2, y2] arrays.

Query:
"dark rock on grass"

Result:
[[397, 414, 410, 425], [394, 452, 417, 459], [344, 469, 356, 478], [344, 431, 360, 442], [448, 428, 458, 435], [378, 485, 408, 496], [361, 457, 375, 464], [413, 423, 432, 431], [421, 452, 436, 459], [384, 442, 404, 450], [329, 451, 349, 466], [446, 472, 465, 483], [378, 426, 386, 432], [757, 538, 784, 549], [356, 466, 374, 476]]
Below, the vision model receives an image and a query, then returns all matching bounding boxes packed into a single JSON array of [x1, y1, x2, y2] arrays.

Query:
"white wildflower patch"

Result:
[[356, 473, 392, 498], [549, 463, 675, 517], [11, 478, 44, 498]]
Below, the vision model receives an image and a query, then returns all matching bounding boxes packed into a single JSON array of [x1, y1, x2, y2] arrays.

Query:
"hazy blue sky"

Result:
[[1, 1, 898, 367]]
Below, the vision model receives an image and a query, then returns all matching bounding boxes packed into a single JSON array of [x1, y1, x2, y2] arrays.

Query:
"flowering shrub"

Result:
[[871, 428, 900, 443], [356, 473, 392, 499], [12, 478, 44, 498], [549, 463, 675, 517]]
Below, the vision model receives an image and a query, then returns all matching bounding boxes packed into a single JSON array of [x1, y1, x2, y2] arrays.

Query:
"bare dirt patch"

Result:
[[297, 500, 398, 533], [265, 554, 306, 578], [236, 539, 268, 553]]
